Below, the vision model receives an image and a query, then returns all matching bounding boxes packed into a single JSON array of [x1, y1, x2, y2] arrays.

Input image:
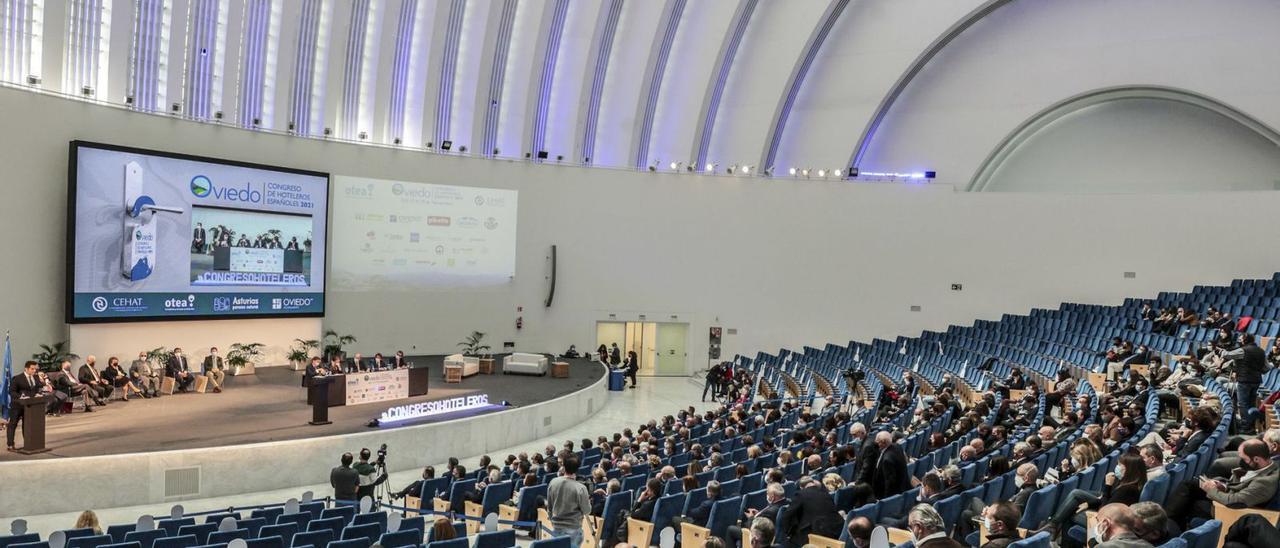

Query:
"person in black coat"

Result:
[[869, 431, 909, 499], [624, 351, 639, 389], [6, 361, 45, 450], [78, 356, 114, 401], [609, 343, 622, 366], [780, 477, 843, 547], [674, 480, 721, 527], [728, 482, 789, 543], [166, 348, 195, 392], [1223, 333, 1267, 434], [302, 356, 328, 387]]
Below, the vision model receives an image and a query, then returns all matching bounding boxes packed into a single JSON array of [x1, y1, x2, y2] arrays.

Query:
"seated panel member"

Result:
[[37, 371, 68, 416], [56, 360, 98, 410], [328, 354, 345, 376], [78, 355, 114, 401], [347, 353, 365, 373], [371, 353, 389, 371], [129, 352, 160, 397], [392, 350, 408, 369], [203, 346, 226, 393], [101, 356, 143, 400], [166, 347, 195, 392]]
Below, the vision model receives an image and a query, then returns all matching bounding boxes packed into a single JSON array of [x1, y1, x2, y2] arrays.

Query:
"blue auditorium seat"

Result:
[[339, 524, 381, 546], [1009, 531, 1050, 548], [123, 529, 167, 548], [472, 530, 514, 548], [375, 530, 419, 548], [151, 535, 197, 548], [249, 508, 283, 526], [99, 543, 141, 548], [1016, 486, 1058, 531], [319, 507, 356, 526], [201, 515, 238, 526], [205, 530, 249, 545], [156, 520, 194, 539], [176, 524, 216, 545], [60, 530, 97, 542], [66, 535, 112, 548], [305, 517, 344, 538], [394, 516, 424, 540], [9, 542, 49, 548], [1158, 538, 1188, 548], [105, 526, 136, 545], [236, 518, 267, 538], [349, 514, 386, 536], [288, 529, 332, 548], [597, 490, 633, 545], [529, 536, 570, 548], [272, 514, 309, 533], [297, 503, 324, 522], [647, 494, 685, 546], [423, 539, 467, 548], [244, 536, 283, 548], [256, 525, 297, 548], [703, 496, 742, 541], [425, 523, 464, 544], [325, 539, 368, 548], [1180, 519, 1221, 548]]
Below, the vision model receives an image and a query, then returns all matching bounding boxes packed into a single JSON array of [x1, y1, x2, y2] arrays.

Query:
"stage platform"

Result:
[[0, 355, 602, 461]]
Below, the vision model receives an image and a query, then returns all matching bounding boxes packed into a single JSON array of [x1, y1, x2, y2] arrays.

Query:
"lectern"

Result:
[[16, 395, 51, 454], [307, 376, 333, 425]]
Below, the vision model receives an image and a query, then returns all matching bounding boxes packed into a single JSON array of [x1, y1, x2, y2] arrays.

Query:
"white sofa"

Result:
[[503, 352, 549, 376], [443, 354, 481, 377]]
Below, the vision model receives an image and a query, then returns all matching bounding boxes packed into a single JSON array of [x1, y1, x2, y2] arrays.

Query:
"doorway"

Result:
[[596, 321, 688, 376]]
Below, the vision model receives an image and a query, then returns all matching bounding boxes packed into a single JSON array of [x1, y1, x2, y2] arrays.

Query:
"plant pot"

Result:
[[289, 359, 307, 371], [229, 362, 256, 376]]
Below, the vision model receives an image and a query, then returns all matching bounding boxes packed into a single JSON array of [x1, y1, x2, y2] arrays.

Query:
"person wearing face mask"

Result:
[[1206, 428, 1280, 479], [728, 482, 788, 544], [129, 352, 160, 397], [904, 504, 963, 548], [202, 346, 225, 393], [1042, 451, 1146, 541], [1092, 503, 1154, 548], [1221, 333, 1267, 435], [166, 347, 195, 392], [1166, 438, 1280, 529], [979, 501, 1022, 548]]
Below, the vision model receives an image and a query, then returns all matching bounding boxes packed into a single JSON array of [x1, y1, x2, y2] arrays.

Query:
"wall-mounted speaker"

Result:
[[545, 245, 557, 307]]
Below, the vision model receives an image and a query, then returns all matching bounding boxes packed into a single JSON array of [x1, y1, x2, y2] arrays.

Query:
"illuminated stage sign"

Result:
[[379, 393, 492, 424]]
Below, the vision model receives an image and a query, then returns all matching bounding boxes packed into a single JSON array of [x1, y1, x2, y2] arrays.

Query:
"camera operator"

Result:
[[355, 446, 389, 501], [331, 452, 359, 502]]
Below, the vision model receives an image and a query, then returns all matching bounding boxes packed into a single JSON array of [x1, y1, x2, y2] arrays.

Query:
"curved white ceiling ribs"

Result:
[[690, 0, 758, 170], [576, 0, 624, 165], [630, 0, 686, 169], [525, 0, 571, 159]]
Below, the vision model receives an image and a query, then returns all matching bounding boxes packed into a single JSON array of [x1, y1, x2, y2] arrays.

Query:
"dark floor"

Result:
[[1, 355, 603, 460]]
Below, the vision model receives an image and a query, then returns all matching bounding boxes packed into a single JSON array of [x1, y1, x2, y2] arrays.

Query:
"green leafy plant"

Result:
[[322, 330, 357, 360], [32, 341, 79, 372], [457, 331, 491, 357], [288, 338, 320, 364], [146, 347, 173, 367], [227, 342, 265, 368]]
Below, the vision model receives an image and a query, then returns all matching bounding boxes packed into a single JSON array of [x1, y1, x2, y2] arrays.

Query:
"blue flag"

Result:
[[0, 332, 11, 421]]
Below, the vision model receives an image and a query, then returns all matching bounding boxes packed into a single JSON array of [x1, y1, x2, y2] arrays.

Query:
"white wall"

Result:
[[5, 87, 1280, 375]]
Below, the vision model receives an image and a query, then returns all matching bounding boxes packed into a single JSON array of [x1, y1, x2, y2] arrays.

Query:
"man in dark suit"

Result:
[[780, 476, 842, 547], [870, 431, 909, 499], [728, 482, 788, 543], [392, 350, 408, 369], [1223, 333, 1267, 434], [609, 343, 621, 366], [78, 355, 114, 401], [906, 504, 964, 548], [202, 347, 225, 393], [673, 480, 721, 528], [7, 361, 45, 451], [370, 353, 389, 371], [55, 361, 97, 410], [166, 348, 195, 392], [192, 223, 206, 253], [346, 353, 365, 373], [303, 356, 328, 387]]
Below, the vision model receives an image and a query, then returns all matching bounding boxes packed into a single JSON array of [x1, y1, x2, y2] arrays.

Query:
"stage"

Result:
[[0, 355, 603, 461]]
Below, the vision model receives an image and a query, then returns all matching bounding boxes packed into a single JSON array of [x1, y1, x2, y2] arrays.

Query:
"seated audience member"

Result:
[[779, 476, 841, 547], [980, 501, 1022, 548], [430, 517, 457, 541], [563, 345, 580, 359], [904, 504, 963, 548], [371, 352, 389, 370], [631, 478, 662, 522], [885, 472, 943, 528], [749, 517, 775, 548], [79, 356, 114, 401], [392, 466, 436, 499], [1044, 451, 1147, 540], [1223, 513, 1280, 548], [1046, 369, 1077, 408], [56, 361, 98, 410], [1129, 502, 1172, 546], [1093, 503, 1155, 548], [101, 356, 142, 400], [1166, 438, 1280, 528], [1152, 307, 1176, 334], [129, 352, 160, 397], [1207, 428, 1280, 479], [36, 370, 66, 416], [728, 482, 788, 543], [844, 516, 873, 548], [166, 348, 195, 392], [1138, 302, 1156, 321], [75, 510, 104, 535], [672, 480, 720, 528], [203, 346, 225, 393], [590, 479, 621, 517]]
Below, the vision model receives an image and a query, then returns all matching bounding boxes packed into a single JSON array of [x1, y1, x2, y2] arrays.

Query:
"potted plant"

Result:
[[322, 330, 357, 361], [33, 341, 79, 373], [287, 338, 319, 371], [457, 331, 491, 357], [227, 342, 265, 376]]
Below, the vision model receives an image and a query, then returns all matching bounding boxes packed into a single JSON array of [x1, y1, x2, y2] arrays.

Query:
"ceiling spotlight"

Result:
[[704, 163, 715, 173], [833, 169, 842, 177], [818, 169, 828, 178], [801, 168, 810, 177], [741, 165, 751, 175], [788, 167, 797, 176], [669, 161, 679, 170]]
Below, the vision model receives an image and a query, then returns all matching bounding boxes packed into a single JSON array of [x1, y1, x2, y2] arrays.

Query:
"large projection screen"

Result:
[[330, 176, 517, 290], [68, 141, 329, 322]]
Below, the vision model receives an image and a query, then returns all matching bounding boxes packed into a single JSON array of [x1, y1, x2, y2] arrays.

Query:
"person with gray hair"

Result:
[[906, 504, 963, 548], [728, 481, 788, 542], [1093, 503, 1153, 548], [748, 517, 775, 548], [1129, 502, 1171, 545]]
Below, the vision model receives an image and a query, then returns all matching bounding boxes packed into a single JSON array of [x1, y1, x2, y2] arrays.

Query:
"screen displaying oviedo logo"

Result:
[[190, 175, 264, 203]]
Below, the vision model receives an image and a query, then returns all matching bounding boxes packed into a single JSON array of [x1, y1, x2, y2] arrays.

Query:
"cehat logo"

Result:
[[392, 183, 404, 196], [190, 175, 212, 197], [474, 195, 485, 206], [91, 297, 108, 312]]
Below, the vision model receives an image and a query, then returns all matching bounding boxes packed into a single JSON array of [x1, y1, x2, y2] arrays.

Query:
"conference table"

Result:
[[307, 366, 430, 407]]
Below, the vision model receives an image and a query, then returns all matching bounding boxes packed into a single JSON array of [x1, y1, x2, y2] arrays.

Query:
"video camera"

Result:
[[376, 443, 387, 467]]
